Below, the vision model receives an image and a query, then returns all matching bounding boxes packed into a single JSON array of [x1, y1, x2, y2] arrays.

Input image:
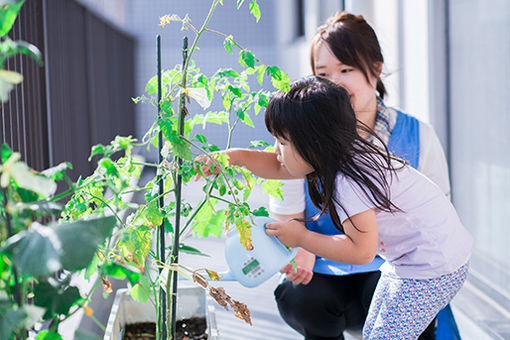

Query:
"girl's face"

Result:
[[275, 137, 314, 177], [313, 42, 380, 117]]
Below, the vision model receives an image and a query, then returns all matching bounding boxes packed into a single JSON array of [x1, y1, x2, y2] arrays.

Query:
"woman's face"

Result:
[[313, 42, 379, 117], [275, 137, 314, 177]]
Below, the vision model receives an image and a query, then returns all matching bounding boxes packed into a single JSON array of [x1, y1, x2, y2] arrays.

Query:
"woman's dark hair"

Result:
[[310, 11, 387, 99], [265, 76, 400, 232]]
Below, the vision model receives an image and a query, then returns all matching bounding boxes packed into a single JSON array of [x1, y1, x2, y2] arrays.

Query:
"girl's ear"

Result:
[[373, 62, 383, 78]]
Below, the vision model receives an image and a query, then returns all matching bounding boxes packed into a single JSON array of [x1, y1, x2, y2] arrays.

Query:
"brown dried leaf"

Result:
[[101, 277, 113, 294], [232, 299, 252, 325], [208, 287, 232, 311], [193, 272, 208, 289]]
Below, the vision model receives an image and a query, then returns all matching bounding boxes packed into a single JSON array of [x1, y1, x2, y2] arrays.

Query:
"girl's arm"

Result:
[[197, 148, 302, 180], [266, 208, 378, 265]]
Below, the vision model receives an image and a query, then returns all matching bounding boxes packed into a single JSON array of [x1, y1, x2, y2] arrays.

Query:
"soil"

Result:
[[123, 317, 208, 340]]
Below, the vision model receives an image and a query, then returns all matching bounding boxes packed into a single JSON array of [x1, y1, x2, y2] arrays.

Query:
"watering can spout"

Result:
[[218, 270, 235, 282]]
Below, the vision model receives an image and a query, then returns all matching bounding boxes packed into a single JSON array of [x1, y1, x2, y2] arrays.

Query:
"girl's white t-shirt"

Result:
[[334, 162, 472, 279], [269, 120, 450, 215]]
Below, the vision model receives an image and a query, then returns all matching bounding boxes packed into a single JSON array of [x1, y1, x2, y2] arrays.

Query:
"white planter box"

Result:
[[104, 285, 218, 339]]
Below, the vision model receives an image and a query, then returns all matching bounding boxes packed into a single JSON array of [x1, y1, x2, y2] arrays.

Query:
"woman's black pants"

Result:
[[274, 271, 436, 340]]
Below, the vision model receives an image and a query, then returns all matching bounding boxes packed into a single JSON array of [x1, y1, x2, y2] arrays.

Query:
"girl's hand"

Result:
[[265, 220, 308, 248], [193, 153, 223, 181]]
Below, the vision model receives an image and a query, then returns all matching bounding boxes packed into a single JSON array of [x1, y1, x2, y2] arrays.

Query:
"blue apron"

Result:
[[303, 110, 460, 339]]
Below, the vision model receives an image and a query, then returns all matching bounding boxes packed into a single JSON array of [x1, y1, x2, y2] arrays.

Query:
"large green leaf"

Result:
[[0, 307, 26, 340], [0, 0, 25, 37], [1, 216, 116, 276], [55, 216, 116, 271], [1, 222, 61, 277], [33, 281, 81, 319]]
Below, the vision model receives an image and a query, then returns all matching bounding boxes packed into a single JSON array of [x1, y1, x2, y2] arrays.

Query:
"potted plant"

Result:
[[90, 0, 291, 338], [0, 0, 292, 339]]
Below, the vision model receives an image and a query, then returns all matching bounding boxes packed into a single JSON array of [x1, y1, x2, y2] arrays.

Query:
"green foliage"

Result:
[[0, 0, 25, 37], [33, 281, 81, 319], [1, 1, 292, 338]]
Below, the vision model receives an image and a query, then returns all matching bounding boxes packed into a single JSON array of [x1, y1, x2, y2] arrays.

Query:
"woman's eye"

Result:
[[341, 68, 352, 73]]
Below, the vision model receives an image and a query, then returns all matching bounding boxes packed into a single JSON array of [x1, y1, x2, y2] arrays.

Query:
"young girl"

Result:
[[271, 11, 452, 340], [199, 76, 472, 339]]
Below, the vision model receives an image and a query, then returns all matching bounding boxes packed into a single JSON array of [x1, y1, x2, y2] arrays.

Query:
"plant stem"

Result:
[[156, 34, 166, 340], [0, 186, 22, 307]]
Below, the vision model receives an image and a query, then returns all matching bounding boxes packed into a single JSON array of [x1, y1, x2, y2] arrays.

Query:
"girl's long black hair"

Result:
[[265, 76, 402, 232]]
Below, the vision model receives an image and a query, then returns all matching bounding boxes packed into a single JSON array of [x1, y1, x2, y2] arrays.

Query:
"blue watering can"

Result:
[[218, 216, 297, 288]]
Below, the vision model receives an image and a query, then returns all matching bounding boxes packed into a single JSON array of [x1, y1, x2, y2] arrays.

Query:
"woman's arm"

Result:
[[266, 208, 378, 265], [418, 122, 451, 198]]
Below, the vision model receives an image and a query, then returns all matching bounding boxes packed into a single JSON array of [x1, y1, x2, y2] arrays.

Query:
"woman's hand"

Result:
[[265, 220, 308, 248], [280, 247, 315, 285]]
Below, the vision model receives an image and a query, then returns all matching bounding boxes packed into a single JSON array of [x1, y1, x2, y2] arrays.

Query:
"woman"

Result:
[[269, 12, 454, 340]]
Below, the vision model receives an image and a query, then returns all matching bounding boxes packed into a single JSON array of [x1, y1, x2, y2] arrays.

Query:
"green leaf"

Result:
[[179, 244, 210, 256], [33, 281, 81, 319], [55, 216, 116, 271], [142, 201, 164, 227], [36, 330, 63, 340], [267, 65, 282, 81], [1, 143, 12, 163], [161, 100, 173, 116], [192, 201, 225, 238], [88, 144, 105, 160], [0, 39, 43, 68], [102, 262, 140, 285], [262, 179, 283, 199], [98, 158, 119, 177], [194, 134, 207, 144], [256, 65, 266, 86], [258, 92, 269, 107], [145, 75, 157, 95], [74, 329, 102, 340], [84, 253, 100, 280], [1, 222, 61, 276], [252, 206, 269, 217], [0, 308, 26, 340], [219, 184, 226, 196], [217, 68, 239, 78], [0, 1, 25, 37], [249, 0, 261, 22], [228, 85, 242, 97], [236, 109, 254, 127], [223, 35, 233, 54], [236, 0, 245, 9], [239, 50, 255, 69], [9, 161, 57, 197], [131, 275, 150, 304]]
